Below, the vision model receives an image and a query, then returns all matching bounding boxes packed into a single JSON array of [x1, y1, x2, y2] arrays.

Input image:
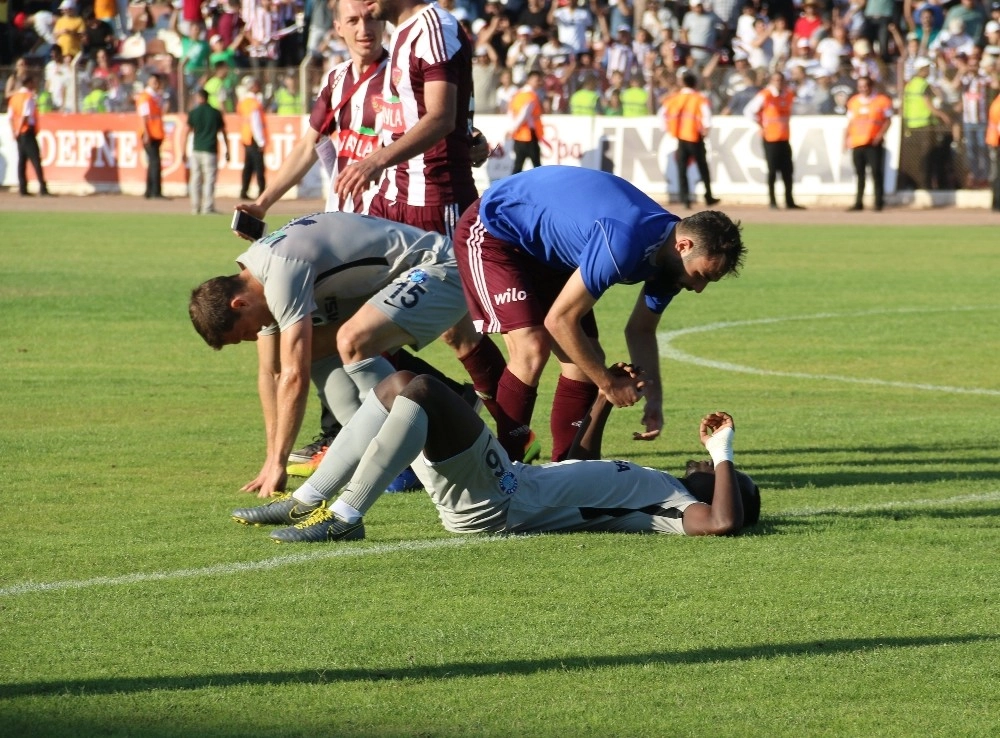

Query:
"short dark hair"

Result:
[[681, 71, 698, 88], [682, 470, 761, 528], [189, 275, 243, 350], [679, 210, 746, 277]]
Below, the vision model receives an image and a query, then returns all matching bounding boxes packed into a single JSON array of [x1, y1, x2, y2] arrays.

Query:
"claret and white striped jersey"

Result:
[[309, 51, 389, 214], [375, 2, 477, 207]]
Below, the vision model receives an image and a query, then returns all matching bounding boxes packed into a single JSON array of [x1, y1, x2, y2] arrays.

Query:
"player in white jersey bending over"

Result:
[[189, 211, 487, 498], [231, 0, 490, 479], [232, 364, 760, 541]]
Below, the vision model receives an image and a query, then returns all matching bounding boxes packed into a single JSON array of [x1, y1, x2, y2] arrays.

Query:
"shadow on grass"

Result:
[[2, 633, 997, 699]]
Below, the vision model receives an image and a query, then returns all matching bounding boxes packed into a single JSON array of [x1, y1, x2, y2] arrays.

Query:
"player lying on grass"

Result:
[[232, 365, 761, 541]]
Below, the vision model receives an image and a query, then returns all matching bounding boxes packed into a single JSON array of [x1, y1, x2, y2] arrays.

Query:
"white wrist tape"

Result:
[[705, 426, 734, 466]]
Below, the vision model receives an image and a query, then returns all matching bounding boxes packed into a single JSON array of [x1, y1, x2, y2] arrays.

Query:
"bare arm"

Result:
[[238, 125, 321, 222], [334, 79, 458, 201], [544, 271, 643, 408], [242, 320, 313, 497], [680, 412, 743, 536], [624, 292, 664, 440]]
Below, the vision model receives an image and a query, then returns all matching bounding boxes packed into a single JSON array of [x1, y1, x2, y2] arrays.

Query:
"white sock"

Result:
[[337, 396, 428, 517], [331, 498, 363, 523], [292, 482, 326, 506], [345, 356, 396, 400], [301, 390, 390, 501]]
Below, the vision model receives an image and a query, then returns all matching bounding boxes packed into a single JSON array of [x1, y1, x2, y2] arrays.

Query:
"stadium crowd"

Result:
[[2, 0, 1000, 188]]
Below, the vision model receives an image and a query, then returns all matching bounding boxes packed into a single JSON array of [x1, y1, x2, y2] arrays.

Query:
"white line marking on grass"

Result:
[[3, 492, 1000, 598], [772, 490, 1000, 518], [0, 536, 517, 598], [658, 307, 1000, 396]]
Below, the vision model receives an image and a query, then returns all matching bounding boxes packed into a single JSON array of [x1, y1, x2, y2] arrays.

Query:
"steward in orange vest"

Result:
[[136, 74, 166, 199], [238, 77, 268, 200], [745, 71, 803, 210], [843, 75, 894, 212], [8, 74, 50, 197], [508, 70, 544, 174], [988, 94, 1000, 212], [663, 71, 718, 209]]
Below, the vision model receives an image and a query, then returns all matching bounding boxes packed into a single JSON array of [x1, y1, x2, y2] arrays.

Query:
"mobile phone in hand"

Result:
[[231, 210, 266, 240]]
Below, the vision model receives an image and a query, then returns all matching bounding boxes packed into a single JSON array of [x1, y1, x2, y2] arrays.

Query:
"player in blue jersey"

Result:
[[452, 166, 746, 464], [230, 364, 760, 542]]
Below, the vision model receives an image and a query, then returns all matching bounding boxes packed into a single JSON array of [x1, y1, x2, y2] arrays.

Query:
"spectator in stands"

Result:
[[793, 0, 824, 46], [496, 66, 519, 113], [8, 73, 50, 197], [956, 49, 991, 186], [850, 37, 881, 80], [787, 36, 822, 75], [930, 18, 976, 60], [247, 0, 280, 82], [605, 85, 624, 114], [472, 43, 502, 113], [509, 69, 546, 172], [746, 15, 775, 70], [721, 66, 763, 114], [307, 0, 334, 60], [745, 70, 805, 209], [54, 0, 85, 59], [769, 13, 793, 64], [183, 87, 231, 215], [608, 0, 635, 36], [179, 19, 212, 90], [944, 0, 986, 45], [517, 0, 552, 37], [680, 0, 720, 69], [138, 73, 166, 199], [548, 0, 593, 56], [27, 9, 57, 60], [82, 10, 115, 61], [44, 47, 72, 111], [4, 56, 28, 101], [914, 5, 942, 47], [208, 32, 241, 69], [507, 24, 541, 84], [238, 75, 268, 201], [815, 22, 850, 75], [87, 46, 115, 80], [604, 24, 637, 82], [215, 0, 244, 48]]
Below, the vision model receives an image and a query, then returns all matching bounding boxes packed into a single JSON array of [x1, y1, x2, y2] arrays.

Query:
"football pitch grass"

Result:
[[1, 212, 998, 737]]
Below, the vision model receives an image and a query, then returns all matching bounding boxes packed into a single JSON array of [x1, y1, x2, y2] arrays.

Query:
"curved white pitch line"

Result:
[[2, 491, 999, 597], [657, 307, 1000, 397]]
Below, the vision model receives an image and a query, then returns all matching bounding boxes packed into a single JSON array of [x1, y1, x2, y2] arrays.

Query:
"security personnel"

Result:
[[664, 71, 719, 208], [8, 74, 50, 197], [987, 92, 1000, 212], [569, 74, 602, 116], [899, 57, 950, 190], [509, 70, 545, 173], [136, 73, 166, 199], [272, 72, 302, 115], [620, 74, 650, 117], [81, 78, 109, 113], [237, 76, 268, 200], [843, 75, 894, 211], [744, 70, 804, 210]]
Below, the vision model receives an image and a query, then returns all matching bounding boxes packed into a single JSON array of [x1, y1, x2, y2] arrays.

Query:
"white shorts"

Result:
[[369, 262, 468, 351]]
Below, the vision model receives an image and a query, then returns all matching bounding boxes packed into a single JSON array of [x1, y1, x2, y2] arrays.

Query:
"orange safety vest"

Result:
[[755, 87, 794, 142], [238, 95, 268, 147], [136, 90, 165, 141], [664, 88, 707, 143], [8, 88, 36, 137], [845, 93, 893, 148], [509, 88, 543, 143], [987, 95, 1000, 148]]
